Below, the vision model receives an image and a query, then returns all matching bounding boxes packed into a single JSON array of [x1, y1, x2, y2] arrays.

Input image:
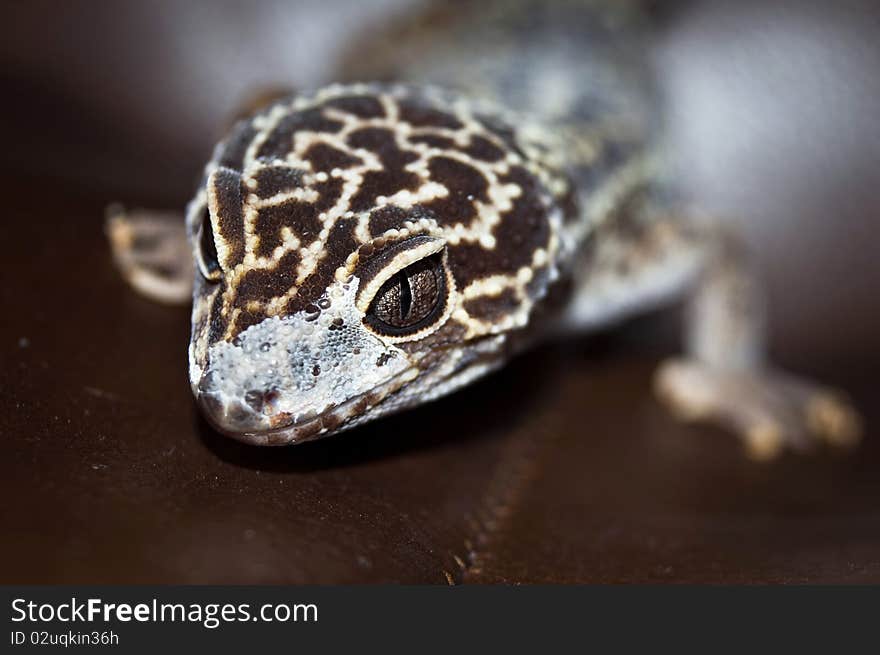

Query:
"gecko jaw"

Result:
[[197, 365, 419, 446]]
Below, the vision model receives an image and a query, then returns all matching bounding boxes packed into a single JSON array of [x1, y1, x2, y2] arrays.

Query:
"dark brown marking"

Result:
[[252, 165, 305, 199], [218, 121, 258, 170], [429, 156, 489, 201], [236, 250, 302, 306], [313, 177, 344, 213], [253, 199, 323, 259], [303, 142, 363, 171], [210, 167, 246, 267], [206, 287, 229, 344], [418, 156, 488, 225], [410, 134, 456, 150], [347, 127, 418, 168], [462, 288, 520, 323], [462, 135, 505, 162], [399, 101, 463, 129], [350, 169, 422, 213], [368, 205, 410, 236], [287, 217, 359, 314], [257, 109, 344, 160], [347, 127, 422, 212], [324, 95, 385, 119], [233, 307, 269, 335], [446, 165, 550, 287]]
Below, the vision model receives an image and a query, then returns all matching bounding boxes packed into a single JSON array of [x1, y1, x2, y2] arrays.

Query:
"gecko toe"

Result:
[[654, 358, 864, 460]]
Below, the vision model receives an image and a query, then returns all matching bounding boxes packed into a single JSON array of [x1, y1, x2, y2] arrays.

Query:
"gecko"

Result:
[[107, 0, 861, 458]]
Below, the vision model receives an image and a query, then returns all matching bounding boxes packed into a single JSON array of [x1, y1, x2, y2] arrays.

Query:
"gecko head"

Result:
[[185, 84, 572, 445]]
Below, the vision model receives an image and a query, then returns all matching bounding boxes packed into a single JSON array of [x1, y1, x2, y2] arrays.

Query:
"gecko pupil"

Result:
[[198, 207, 221, 280], [365, 254, 445, 335], [398, 272, 413, 319]]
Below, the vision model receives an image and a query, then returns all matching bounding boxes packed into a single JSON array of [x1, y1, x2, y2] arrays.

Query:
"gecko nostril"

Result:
[[197, 371, 216, 395], [244, 388, 280, 415]]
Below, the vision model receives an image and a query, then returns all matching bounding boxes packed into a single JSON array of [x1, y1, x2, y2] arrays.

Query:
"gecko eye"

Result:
[[195, 206, 222, 281], [364, 253, 447, 337]]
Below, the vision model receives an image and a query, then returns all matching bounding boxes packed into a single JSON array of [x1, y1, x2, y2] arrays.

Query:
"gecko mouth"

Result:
[[197, 366, 419, 446]]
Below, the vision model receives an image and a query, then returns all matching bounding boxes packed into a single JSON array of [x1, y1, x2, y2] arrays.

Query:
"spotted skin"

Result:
[[109, 0, 862, 455], [184, 84, 576, 443]]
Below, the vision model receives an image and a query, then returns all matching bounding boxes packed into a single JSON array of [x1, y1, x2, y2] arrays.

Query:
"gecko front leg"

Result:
[[563, 200, 862, 460], [106, 205, 192, 305], [654, 229, 862, 460]]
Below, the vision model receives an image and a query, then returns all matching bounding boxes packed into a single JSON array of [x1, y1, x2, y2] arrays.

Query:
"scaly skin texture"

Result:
[[109, 0, 862, 455], [186, 84, 578, 444]]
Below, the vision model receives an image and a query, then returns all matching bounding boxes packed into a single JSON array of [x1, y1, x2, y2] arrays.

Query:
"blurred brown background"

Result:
[[1, 0, 879, 583]]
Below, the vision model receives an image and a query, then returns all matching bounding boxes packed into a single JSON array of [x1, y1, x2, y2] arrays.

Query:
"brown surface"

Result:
[[1, 175, 878, 583], [2, 0, 880, 583]]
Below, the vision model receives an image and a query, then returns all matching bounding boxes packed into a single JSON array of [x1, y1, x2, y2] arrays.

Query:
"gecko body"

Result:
[[109, 0, 861, 455]]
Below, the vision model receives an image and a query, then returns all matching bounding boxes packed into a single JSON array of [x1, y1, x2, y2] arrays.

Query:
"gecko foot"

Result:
[[106, 205, 193, 305], [654, 358, 863, 460]]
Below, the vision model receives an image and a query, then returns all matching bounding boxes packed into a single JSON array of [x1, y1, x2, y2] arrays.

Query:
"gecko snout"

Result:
[[196, 373, 279, 438], [197, 393, 260, 436]]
